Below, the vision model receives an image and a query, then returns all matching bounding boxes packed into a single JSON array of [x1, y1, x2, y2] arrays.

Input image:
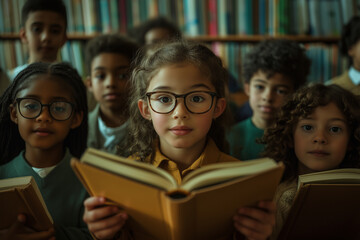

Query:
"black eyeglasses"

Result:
[[15, 98, 74, 121], [146, 91, 218, 114]]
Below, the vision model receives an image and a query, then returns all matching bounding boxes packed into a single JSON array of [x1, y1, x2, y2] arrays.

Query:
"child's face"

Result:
[[10, 75, 82, 153], [245, 71, 293, 129], [348, 40, 360, 70], [294, 102, 350, 174], [20, 11, 67, 63], [138, 63, 225, 156], [87, 53, 130, 114]]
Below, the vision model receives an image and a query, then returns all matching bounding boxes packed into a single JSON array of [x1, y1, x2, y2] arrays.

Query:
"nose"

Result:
[[313, 131, 327, 144], [172, 99, 189, 119], [40, 29, 50, 42], [35, 106, 52, 122], [105, 75, 116, 89], [262, 88, 272, 102]]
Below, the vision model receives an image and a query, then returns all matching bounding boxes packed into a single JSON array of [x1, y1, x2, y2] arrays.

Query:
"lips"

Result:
[[308, 150, 330, 157], [103, 93, 120, 100], [259, 105, 273, 113], [34, 128, 52, 137], [170, 126, 192, 136]]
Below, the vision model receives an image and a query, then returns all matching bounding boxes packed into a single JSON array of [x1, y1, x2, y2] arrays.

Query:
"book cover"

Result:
[[278, 168, 360, 240], [0, 176, 53, 231], [71, 148, 284, 240]]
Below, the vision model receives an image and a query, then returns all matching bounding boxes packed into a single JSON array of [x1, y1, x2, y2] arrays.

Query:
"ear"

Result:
[[19, 27, 28, 44], [244, 83, 250, 96], [9, 104, 19, 124], [85, 76, 93, 92], [348, 45, 355, 57], [138, 99, 152, 120], [213, 98, 226, 119], [70, 112, 83, 129]]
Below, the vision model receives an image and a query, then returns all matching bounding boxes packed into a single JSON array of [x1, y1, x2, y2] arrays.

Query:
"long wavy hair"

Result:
[[261, 84, 360, 182], [0, 62, 88, 165], [126, 41, 231, 162]]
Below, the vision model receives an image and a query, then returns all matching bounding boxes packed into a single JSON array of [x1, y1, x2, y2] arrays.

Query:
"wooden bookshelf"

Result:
[[0, 33, 340, 44]]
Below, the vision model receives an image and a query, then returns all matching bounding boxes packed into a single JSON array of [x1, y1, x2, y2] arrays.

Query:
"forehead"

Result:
[[16, 74, 73, 100], [25, 10, 66, 28], [91, 53, 130, 70], [251, 70, 294, 88], [300, 102, 346, 120], [148, 63, 214, 92]]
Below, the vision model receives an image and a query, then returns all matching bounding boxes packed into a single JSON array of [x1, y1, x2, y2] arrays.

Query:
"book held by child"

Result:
[[71, 148, 284, 240]]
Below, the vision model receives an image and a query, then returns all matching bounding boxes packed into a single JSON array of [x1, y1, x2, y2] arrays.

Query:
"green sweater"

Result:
[[227, 118, 265, 160], [0, 150, 92, 240]]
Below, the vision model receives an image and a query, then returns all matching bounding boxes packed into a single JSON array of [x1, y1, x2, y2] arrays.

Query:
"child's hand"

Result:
[[233, 201, 276, 240], [83, 196, 128, 240], [0, 214, 55, 240]]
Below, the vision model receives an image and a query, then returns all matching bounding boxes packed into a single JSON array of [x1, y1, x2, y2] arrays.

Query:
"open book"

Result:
[[278, 168, 360, 240], [0, 176, 53, 231], [71, 148, 284, 240]]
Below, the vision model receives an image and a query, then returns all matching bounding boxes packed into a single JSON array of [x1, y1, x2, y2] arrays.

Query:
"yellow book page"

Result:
[[82, 148, 178, 191], [181, 158, 278, 191]]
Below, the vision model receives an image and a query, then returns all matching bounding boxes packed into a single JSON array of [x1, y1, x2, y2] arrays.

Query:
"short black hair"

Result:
[[129, 16, 182, 45], [85, 34, 139, 75], [21, 0, 67, 28], [243, 39, 311, 90], [339, 16, 360, 65]]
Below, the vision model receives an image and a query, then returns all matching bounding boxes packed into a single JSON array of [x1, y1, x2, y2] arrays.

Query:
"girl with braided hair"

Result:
[[0, 62, 91, 240]]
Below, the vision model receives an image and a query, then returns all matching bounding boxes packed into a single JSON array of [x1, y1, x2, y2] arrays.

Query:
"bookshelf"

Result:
[[0, 0, 356, 87]]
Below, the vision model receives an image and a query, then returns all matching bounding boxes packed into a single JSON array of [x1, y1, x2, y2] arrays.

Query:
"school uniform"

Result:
[[146, 138, 239, 184], [270, 179, 297, 240], [327, 67, 360, 95], [88, 104, 129, 157], [0, 149, 92, 240], [227, 117, 264, 161]]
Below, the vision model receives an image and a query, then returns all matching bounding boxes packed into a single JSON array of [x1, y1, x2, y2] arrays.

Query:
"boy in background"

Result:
[[85, 34, 139, 156], [227, 39, 311, 160], [327, 16, 360, 95], [8, 0, 67, 80]]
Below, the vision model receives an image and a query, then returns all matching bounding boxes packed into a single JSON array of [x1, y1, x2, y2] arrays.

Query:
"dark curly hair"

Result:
[[126, 40, 231, 162], [21, 0, 67, 28], [85, 34, 139, 76], [339, 16, 360, 66], [261, 84, 360, 182], [0, 62, 88, 165], [243, 39, 311, 90]]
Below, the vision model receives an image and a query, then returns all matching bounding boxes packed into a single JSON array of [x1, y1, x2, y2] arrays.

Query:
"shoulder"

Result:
[[328, 71, 350, 85]]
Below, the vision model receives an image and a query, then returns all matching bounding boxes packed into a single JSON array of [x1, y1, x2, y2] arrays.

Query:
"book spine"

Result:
[[161, 192, 196, 240], [208, 0, 218, 35]]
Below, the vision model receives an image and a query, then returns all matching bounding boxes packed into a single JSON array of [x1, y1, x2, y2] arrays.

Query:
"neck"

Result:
[[160, 138, 207, 172], [24, 144, 65, 168], [100, 106, 127, 128], [251, 116, 273, 129]]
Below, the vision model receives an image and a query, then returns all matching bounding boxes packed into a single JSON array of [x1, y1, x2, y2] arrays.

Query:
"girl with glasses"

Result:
[[0, 62, 91, 240], [83, 41, 276, 240]]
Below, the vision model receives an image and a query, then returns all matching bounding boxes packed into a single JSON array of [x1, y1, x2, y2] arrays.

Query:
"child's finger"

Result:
[[84, 204, 122, 223], [84, 196, 106, 210], [238, 206, 275, 226], [90, 212, 128, 240], [258, 200, 276, 213]]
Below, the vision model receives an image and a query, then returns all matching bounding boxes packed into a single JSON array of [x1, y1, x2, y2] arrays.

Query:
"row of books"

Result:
[[0, 39, 347, 85], [1, 0, 360, 36]]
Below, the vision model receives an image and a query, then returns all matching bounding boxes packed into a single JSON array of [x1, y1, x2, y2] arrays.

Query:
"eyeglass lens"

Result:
[[148, 91, 214, 114], [18, 98, 73, 120]]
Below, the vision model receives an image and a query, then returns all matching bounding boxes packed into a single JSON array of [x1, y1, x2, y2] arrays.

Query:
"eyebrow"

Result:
[[22, 95, 71, 102], [152, 83, 211, 91], [299, 117, 347, 123], [253, 79, 291, 89]]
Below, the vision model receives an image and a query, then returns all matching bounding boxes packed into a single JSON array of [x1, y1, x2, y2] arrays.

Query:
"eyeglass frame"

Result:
[[15, 97, 75, 121], [145, 91, 219, 114]]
